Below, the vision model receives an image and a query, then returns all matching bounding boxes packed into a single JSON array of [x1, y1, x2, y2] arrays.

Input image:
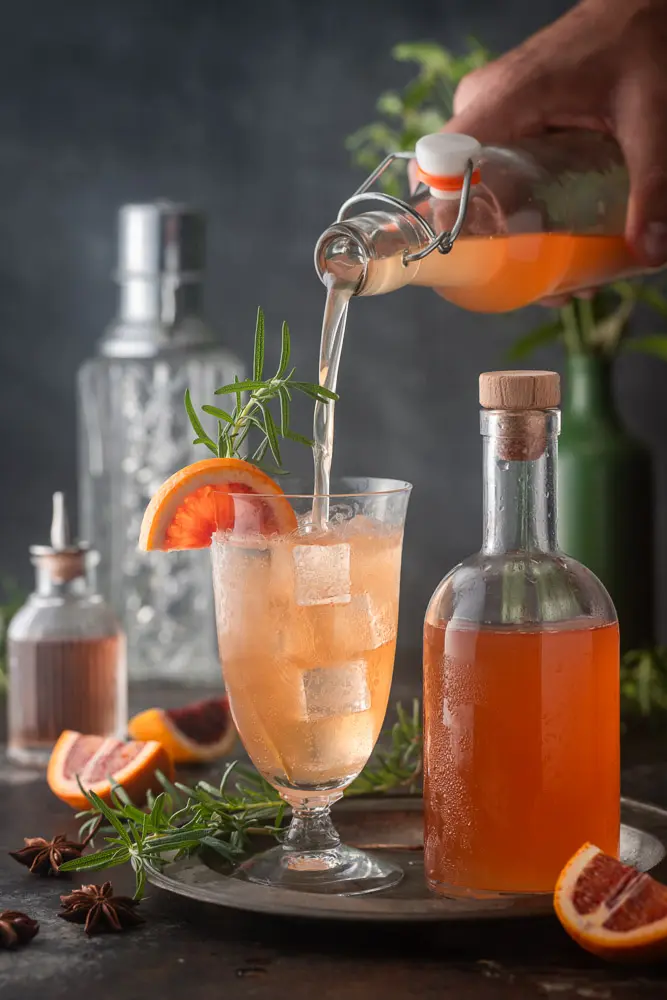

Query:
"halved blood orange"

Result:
[[47, 731, 174, 811], [139, 457, 297, 551], [555, 843, 667, 962], [128, 696, 236, 764]]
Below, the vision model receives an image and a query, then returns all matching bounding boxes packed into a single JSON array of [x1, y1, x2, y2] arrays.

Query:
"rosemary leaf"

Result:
[[285, 429, 314, 447], [253, 306, 265, 382], [214, 380, 266, 395], [185, 390, 216, 452], [261, 405, 282, 466], [201, 405, 234, 423], [277, 321, 291, 378], [278, 386, 290, 437]]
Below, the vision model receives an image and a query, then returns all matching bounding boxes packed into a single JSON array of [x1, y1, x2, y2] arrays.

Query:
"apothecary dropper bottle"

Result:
[[7, 493, 126, 766]]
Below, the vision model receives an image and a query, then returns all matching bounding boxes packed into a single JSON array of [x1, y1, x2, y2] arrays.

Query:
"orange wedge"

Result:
[[128, 696, 236, 764], [47, 731, 174, 811], [139, 457, 297, 551], [555, 843, 667, 962]]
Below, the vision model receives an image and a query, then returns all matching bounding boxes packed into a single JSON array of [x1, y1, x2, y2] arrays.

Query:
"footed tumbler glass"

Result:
[[210, 477, 411, 894]]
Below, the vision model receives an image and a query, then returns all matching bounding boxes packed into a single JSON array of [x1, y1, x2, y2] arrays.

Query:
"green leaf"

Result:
[[285, 429, 314, 447], [505, 319, 563, 361], [193, 437, 218, 456], [277, 321, 291, 378], [622, 335, 667, 360], [185, 390, 216, 452], [252, 439, 269, 465], [586, 297, 634, 354], [156, 770, 184, 806], [631, 283, 667, 319], [59, 846, 131, 873], [376, 91, 404, 117], [200, 836, 237, 861], [149, 792, 168, 828], [291, 382, 339, 402], [217, 421, 229, 458], [201, 405, 234, 423], [278, 386, 290, 436], [84, 790, 132, 845], [233, 374, 242, 415], [132, 859, 147, 900], [261, 406, 282, 466], [393, 41, 452, 75], [215, 380, 266, 395], [402, 76, 436, 112], [253, 307, 265, 382], [146, 828, 211, 851]]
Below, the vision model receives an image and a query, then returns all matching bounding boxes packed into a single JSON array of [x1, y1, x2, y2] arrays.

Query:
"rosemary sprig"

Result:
[[61, 763, 286, 900], [347, 698, 422, 795], [59, 701, 423, 899], [185, 307, 337, 472]]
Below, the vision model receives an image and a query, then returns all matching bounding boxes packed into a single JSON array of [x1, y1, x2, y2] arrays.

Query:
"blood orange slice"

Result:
[[555, 843, 667, 962], [139, 457, 297, 551], [128, 696, 236, 764], [47, 731, 174, 811]]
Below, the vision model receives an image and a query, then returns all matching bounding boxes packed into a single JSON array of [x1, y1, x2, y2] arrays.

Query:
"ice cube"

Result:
[[277, 595, 396, 666], [211, 533, 272, 653], [292, 542, 351, 607], [349, 594, 397, 651], [301, 659, 370, 719], [303, 712, 376, 780]]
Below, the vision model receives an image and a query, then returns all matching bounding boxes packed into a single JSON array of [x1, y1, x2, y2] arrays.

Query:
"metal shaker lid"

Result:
[[116, 201, 206, 282]]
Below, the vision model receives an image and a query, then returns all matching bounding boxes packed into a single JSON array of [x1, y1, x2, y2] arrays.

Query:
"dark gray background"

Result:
[[2, 0, 665, 651]]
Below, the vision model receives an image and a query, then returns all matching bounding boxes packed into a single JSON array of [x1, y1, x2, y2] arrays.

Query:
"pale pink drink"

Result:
[[210, 479, 411, 894]]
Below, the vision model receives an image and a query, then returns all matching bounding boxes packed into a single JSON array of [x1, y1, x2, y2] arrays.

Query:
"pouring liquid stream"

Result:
[[312, 275, 353, 527]]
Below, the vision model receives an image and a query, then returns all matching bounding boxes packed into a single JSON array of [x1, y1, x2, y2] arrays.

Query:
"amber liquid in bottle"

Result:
[[8, 636, 124, 755], [423, 620, 619, 893], [423, 373, 620, 897]]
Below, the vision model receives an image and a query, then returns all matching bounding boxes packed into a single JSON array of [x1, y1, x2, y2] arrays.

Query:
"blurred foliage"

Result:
[[507, 280, 667, 362], [621, 648, 667, 731], [346, 39, 492, 198]]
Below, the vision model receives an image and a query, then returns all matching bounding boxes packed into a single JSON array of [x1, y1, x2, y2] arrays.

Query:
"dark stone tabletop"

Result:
[[1, 654, 667, 1000]]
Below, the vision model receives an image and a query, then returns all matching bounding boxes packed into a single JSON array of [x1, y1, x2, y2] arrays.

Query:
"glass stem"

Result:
[[282, 798, 342, 855]]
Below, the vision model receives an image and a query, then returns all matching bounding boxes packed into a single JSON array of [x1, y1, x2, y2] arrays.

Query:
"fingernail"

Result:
[[641, 222, 667, 266]]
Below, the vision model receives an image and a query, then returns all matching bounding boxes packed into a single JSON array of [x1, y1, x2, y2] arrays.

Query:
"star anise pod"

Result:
[[9, 822, 99, 877], [59, 882, 144, 936], [0, 911, 40, 949]]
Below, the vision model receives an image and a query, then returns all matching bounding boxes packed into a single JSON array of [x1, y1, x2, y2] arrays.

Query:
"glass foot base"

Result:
[[234, 844, 404, 895]]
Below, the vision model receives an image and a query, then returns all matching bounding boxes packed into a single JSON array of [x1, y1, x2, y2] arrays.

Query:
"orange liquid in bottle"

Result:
[[413, 233, 638, 313], [423, 619, 620, 895]]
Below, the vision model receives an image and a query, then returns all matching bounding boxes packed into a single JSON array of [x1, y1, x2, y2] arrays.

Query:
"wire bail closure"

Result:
[[336, 151, 475, 265]]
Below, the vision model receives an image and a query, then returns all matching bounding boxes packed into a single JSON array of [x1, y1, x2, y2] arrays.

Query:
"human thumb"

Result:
[[407, 71, 525, 191]]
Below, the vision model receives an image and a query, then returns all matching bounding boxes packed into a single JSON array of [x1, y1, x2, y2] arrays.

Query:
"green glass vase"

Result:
[[559, 354, 654, 651]]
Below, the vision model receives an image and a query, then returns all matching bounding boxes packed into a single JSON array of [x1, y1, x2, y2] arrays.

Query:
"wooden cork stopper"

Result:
[[480, 371, 559, 461], [479, 371, 560, 411]]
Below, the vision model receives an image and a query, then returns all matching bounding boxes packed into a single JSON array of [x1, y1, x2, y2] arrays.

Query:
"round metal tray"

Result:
[[145, 796, 667, 922]]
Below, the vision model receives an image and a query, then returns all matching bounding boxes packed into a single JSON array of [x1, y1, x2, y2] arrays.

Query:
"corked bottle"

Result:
[[423, 370, 620, 898], [6, 494, 126, 767]]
